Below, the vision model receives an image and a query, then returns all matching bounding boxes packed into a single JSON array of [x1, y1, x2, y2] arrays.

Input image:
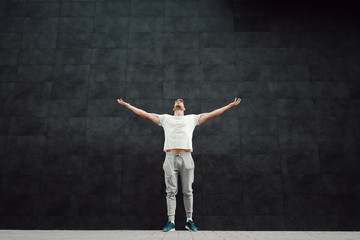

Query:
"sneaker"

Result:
[[162, 221, 175, 232], [185, 220, 198, 231]]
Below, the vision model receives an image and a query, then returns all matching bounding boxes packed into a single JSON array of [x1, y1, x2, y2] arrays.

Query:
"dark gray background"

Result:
[[0, 0, 359, 230]]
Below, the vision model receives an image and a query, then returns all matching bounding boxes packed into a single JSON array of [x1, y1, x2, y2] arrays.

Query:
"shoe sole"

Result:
[[185, 225, 198, 232], [163, 228, 175, 232]]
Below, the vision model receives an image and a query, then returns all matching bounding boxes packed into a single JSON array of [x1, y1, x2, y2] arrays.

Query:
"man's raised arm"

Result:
[[198, 97, 241, 125], [116, 98, 160, 125]]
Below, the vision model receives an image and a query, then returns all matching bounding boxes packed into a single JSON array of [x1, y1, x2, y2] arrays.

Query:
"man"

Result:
[[116, 97, 241, 232]]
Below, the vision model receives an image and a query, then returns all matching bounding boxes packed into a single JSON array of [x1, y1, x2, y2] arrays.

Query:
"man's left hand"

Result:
[[230, 97, 241, 107]]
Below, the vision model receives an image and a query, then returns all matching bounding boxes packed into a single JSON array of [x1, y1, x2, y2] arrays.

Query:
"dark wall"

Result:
[[0, 0, 359, 230]]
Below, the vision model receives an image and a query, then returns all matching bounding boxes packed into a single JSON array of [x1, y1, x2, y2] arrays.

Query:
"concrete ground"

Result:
[[1, 230, 360, 240]]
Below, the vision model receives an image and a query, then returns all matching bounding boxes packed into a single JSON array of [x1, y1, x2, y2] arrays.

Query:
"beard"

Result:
[[174, 105, 183, 111]]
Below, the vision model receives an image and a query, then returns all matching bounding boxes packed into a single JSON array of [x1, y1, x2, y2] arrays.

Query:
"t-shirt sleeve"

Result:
[[194, 114, 201, 126], [158, 114, 165, 126]]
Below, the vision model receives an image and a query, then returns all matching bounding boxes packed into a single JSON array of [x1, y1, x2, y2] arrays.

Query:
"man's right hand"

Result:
[[117, 98, 129, 107]]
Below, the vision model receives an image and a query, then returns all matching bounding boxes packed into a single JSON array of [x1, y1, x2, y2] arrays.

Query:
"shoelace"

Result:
[[166, 222, 174, 228], [187, 221, 196, 228]]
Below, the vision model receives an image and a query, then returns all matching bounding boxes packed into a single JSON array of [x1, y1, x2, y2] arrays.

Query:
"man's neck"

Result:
[[173, 110, 185, 116]]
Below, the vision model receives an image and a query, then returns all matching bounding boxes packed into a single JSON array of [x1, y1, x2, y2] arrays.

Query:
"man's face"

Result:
[[173, 99, 185, 111]]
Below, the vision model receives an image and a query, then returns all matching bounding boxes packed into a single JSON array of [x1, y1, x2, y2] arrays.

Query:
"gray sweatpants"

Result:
[[162, 152, 195, 220]]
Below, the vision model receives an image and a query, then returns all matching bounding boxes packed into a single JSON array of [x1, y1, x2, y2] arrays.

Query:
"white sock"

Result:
[[186, 217, 193, 222]]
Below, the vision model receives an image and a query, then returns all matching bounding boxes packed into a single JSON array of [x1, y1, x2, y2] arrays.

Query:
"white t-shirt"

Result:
[[158, 114, 201, 152]]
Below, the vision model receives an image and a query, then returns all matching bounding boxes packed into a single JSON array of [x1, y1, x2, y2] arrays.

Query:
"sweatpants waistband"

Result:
[[166, 151, 192, 155]]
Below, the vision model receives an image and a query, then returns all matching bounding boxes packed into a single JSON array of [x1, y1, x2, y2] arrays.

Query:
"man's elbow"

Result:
[[208, 112, 216, 119], [199, 113, 212, 124]]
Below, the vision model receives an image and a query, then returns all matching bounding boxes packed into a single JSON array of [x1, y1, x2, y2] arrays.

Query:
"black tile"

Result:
[[46, 135, 86, 155], [283, 174, 322, 194], [55, 49, 92, 64], [164, 81, 201, 99], [0, 33, 21, 48], [234, 16, 269, 32], [203, 216, 243, 230], [128, 48, 162, 64], [164, 17, 199, 32], [91, 48, 127, 64], [0, 3, 27, 17], [36, 216, 78, 230], [36, 195, 79, 216], [203, 194, 243, 216], [59, 17, 93, 33], [130, 16, 163, 32], [128, 32, 162, 48], [164, 48, 199, 64], [322, 174, 360, 195], [243, 152, 281, 174], [8, 116, 47, 135], [2, 175, 41, 195], [0, 49, 18, 65], [235, 32, 271, 47], [40, 175, 82, 195], [42, 154, 83, 175], [6, 136, 47, 155], [165, 1, 198, 17], [199, 16, 234, 32], [82, 174, 122, 195], [285, 215, 327, 230], [1, 195, 38, 216], [54, 65, 90, 82], [128, 64, 163, 82], [25, 2, 60, 17], [79, 194, 121, 216], [57, 32, 93, 48], [200, 48, 237, 64], [131, 0, 163, 17], [323, 194, 360, 215], [90, 64, 126, 82], [199, 0, 233, 17], [85, 134, 125, 155], [281, 151, 321, 174], [0, 65, 17, 81], [203, 173, 242, 194], [121, 173, 162, 196], [93, 32, 128, 48], [50, 99, 87, 117], [243, 194, 284, 215], [164, 33, 198, 48], [9, 99, 50, 118], [23, 17, 58, 33], [61, 2, 95, 17], [95, 1, 130, 17], [51, 81, 88, 99], [241, 135, 279, 154], [47, 117, 86, 136]]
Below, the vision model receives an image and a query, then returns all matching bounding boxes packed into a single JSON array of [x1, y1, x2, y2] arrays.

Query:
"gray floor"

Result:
[[1, 230, 360, 240]]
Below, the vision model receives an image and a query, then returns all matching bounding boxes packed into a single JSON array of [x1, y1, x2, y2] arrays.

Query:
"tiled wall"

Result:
[[0, 0, 359, 230]]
